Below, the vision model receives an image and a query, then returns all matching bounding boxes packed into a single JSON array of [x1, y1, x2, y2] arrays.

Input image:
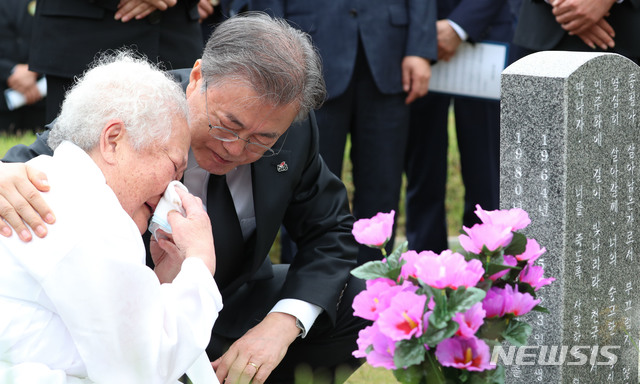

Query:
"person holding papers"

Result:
[[404, 0, 514, 253]]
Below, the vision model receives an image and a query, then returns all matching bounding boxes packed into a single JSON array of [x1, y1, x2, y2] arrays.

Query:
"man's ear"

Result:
[[186, 59, 203, 98], [99, 120, 126, 165]]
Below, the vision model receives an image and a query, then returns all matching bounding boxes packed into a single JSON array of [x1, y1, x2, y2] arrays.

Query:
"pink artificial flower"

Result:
[[488, 255, 518, 281], [352, 210, 395, 248], [377, 291, 427, 341], [435, 336, 493, 372], [399, 250, 435, 281], [509, 285, 540, 316], [519, 264, 555, 291], [474, 204, 531, 231], [453, 302, 486, 338], [353, 324, 397, 369], [459, 223, 514, 254], [482, 286, 513, 318], [352, 279, 405, 321], [483, 285, 540, 318], [512, 238, 546, 264], [414, 250, 485, 290]]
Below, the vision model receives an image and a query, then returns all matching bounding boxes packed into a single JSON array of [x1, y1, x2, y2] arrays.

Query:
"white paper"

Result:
[[428, 41, 508, 100]]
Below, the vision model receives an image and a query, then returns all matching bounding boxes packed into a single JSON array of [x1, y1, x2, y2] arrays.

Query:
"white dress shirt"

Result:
[[0, 142, 223, 384], [183, 151, 322, 337]]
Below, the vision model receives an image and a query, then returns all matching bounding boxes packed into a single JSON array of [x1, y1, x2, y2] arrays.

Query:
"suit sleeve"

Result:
[[281, 112, 359, 324], [448, 0, 510, 42], [2, 129, 53, 162], [407, 0, 438, 61]]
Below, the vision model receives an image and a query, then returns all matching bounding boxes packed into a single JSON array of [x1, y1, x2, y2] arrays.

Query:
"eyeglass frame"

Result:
[[204, 81, 288, 158]]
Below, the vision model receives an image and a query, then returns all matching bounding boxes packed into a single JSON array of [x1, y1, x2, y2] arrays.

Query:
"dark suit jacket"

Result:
[[1, 69, 358, 331], [28, 0, 203, 78], [439, 0, 512, 43], [514, 0, 640, 57], [253, 0, 438, 99], [0, 0, 43, 112]]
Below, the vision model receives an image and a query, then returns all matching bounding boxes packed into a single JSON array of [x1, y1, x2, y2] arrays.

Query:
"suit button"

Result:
[[349, 9, 357, 17]]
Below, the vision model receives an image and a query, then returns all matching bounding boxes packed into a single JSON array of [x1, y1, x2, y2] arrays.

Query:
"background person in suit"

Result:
[[254, 0, 438, 264], [404, 0, 514, 253], [514, 0, 640, 62], [1, 12, 366, 384], [0, 0, 46, 134], [29, 0, 204, 122]]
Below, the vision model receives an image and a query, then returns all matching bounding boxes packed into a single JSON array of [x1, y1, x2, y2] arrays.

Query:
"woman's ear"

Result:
[[99, 120, 126, 165], [186, 59, 203, 98]]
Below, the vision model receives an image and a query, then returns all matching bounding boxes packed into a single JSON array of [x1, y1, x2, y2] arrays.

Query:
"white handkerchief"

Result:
[[149, 180, 188, 240]]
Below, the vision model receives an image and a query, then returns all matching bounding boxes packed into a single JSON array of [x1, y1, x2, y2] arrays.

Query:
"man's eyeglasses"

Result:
[[204, 82, 287, 158]]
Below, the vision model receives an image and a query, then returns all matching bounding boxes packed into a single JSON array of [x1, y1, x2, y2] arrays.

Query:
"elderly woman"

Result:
[[0, 53, 221, 383]]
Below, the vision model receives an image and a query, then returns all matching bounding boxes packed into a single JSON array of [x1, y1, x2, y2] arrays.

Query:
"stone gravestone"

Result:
[[500, 51, 640, 383]]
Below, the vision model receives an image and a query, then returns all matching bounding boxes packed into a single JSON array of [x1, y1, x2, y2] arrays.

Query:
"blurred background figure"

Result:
[[404, 0, 514, 253], [0, 0, 46, 134], [29, 0, 205, 122], [255, 0, 438, 265], [513, 0, 640, 63]]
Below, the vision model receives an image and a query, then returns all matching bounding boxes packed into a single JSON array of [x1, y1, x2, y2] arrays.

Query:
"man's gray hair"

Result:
[[200, 11, 326, 122], [48, 51, 188, 151]]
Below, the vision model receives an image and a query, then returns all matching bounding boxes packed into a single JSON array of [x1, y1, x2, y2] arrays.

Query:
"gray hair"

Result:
[[200, 11, 326, 122], [48, 51, 188, 151]]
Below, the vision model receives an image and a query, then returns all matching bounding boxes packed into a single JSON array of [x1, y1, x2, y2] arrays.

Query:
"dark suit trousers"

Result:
[[405, 93, 500, 253], [316, 43, 410, 264], [206, 265, 369, 384]]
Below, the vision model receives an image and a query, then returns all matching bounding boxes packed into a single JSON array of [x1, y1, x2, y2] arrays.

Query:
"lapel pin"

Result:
[[276, 161, 288, 173]]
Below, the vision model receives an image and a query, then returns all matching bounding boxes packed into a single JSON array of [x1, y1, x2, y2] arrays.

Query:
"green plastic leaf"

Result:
[[393, 364, 425, 384], [387, 241, 409, 266], [531, 305, 549, 313], [477, 317, 509, 341], [394, 338, 427, 368], [351, 260, 393, 280], [467, 365, 505, 384], [447, 287, 487, 315], [503, 232, 527, 257], [424, 320, 459, 346], [501, 319, 532, 347], [486, 263, 520, 277]]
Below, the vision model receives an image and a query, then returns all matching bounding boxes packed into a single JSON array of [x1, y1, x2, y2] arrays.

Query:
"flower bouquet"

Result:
[[350, 205, 555, 384]]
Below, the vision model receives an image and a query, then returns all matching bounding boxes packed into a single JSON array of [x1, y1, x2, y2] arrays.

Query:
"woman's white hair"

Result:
[[48, 51, 188, 151]]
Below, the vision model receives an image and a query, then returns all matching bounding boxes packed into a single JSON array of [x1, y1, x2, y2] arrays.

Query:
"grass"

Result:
[[0, 131, 37, 156], [0, 108, 464, 384]]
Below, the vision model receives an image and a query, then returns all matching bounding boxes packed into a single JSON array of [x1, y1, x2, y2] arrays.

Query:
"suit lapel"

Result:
[[250, 149, 293, 268]]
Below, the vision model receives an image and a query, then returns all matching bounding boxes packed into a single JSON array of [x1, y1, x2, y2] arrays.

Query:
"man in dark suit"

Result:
[[514, 0, 640, 62], [0, 0, 46, 133], [404, 0, 514, 253], [29, 0, 204, 122], [253, 0, 438, 264], [1, 13, 366, 384]]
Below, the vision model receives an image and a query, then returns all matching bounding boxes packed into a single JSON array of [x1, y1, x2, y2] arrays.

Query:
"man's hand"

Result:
[[551, 0, 615, 35], [115, 0, 177, 22], [402, 56, 431, 105], [436, 19, 463, 62], [152, 187, 216, 282], [197, 0, 215, 22], [0, 163, 54, 242], [211, 312, 300, 384], [575, 18, 616, 50], [7, 64, 38, 95]]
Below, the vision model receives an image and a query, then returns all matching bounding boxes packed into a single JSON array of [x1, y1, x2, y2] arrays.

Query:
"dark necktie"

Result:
[[206, 174, 245, 290]]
